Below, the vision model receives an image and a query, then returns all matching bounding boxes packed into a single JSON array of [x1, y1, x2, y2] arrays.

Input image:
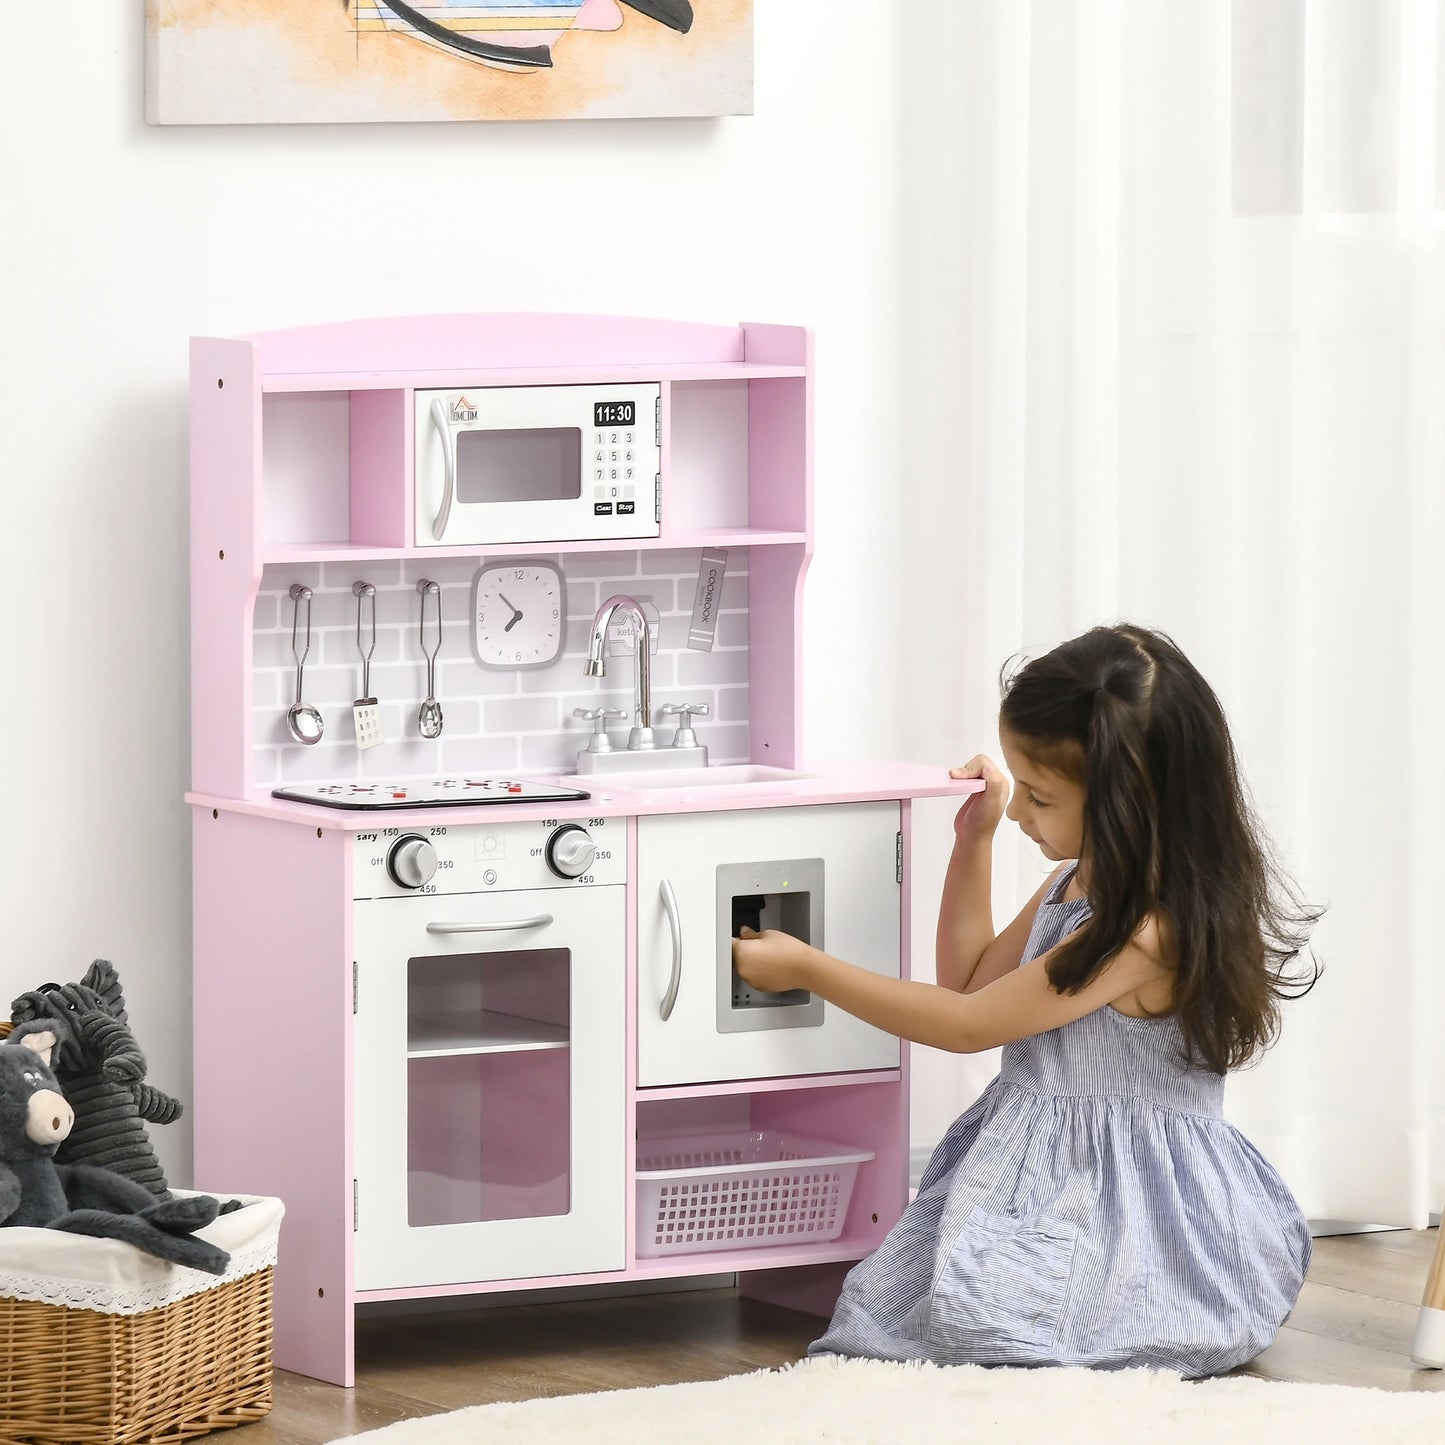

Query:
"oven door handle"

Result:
[[428, 395, 458, 542], [658, 879, 682, 1022], [425, 915, 554, 935]]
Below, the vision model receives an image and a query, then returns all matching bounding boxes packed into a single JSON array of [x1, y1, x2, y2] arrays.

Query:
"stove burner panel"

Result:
[[271, 777, 591, 810]]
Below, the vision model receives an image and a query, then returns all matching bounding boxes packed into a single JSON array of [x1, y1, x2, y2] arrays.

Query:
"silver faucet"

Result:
[[585, 595, 655, 750]]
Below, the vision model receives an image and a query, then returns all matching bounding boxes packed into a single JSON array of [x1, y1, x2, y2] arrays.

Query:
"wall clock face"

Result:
[[472, 561, 566, 670]]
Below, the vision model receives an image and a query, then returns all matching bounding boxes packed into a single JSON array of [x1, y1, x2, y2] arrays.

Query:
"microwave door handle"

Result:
[[658, 879, 682, 1022], [428, 396, 458, 542], [426, 915, 554, 935]]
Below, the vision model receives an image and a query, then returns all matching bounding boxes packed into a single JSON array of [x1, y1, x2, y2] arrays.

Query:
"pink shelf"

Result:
[[663, 529, 807, 550], [259, 363, 807, 393], [243, 313, 808, 379], [349, 1235, 878, 1304], [634, 1070, 901, 1102], [260, 529, 808, 565], [625, 1235, 881, 1280]]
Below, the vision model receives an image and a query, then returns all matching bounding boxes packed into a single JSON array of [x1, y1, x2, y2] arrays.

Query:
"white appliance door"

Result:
[[636, 804, 902, 1087], [415, 385, 661, 546], [353, 886, 626, 1290]]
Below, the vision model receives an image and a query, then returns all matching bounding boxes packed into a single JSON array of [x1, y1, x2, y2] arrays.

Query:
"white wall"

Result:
[[0, 5, 913, 1186]]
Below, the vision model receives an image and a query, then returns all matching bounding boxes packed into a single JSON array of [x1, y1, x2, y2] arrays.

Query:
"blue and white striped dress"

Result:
[[809, 863, 1313, 1378]]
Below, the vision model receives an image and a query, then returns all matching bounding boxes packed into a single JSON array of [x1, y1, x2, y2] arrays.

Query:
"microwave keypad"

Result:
[[593, 429, 636, 515]]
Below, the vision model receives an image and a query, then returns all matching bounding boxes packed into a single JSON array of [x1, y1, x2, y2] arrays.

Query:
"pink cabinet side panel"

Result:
[[351, 389, 409, 547], [192, 810, 354, 1385], [741, 323, 811, 368], [747, 546, 807, 768], [748, 377, 810, 534], [190, 338, 261, 799]]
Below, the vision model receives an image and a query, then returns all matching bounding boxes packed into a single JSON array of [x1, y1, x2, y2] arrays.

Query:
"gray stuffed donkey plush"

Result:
[[11, 960, 180, 1198], [0, 1021, 232, 1274]]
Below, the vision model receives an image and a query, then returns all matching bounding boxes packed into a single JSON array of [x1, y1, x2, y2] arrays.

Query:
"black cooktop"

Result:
[[270, 777, 590, 811]]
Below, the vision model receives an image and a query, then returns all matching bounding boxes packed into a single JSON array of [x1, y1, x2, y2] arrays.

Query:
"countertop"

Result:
[[186, 758, 985, 831]]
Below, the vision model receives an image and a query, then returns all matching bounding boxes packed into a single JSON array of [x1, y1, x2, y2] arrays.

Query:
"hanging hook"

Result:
[[289, 583, 313, 671], [353, 581, 377, 700], [416, 579, 444, 739], [417, 578, 442, 665]]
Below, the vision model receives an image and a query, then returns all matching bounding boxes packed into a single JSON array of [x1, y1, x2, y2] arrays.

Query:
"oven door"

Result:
[[415, 384, 661, 547], [352, 886, 626, 1291]]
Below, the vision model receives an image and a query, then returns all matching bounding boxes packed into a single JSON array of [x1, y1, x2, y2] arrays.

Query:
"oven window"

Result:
[[455, 427, 582, 505], [405, 948, 571, 1227]]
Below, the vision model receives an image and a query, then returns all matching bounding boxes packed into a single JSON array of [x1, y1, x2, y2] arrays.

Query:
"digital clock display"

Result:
[[594, 400, 636, 427]]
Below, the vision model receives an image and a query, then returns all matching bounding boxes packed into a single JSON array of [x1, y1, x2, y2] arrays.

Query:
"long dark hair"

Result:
[[999, 623, 1322, 1074]]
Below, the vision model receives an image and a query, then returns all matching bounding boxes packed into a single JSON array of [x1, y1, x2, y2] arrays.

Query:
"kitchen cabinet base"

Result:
[[739, 1259, 856, 1320]]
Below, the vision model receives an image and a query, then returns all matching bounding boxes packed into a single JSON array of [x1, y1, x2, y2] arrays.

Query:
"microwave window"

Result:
[[455, 428, 582, 505]]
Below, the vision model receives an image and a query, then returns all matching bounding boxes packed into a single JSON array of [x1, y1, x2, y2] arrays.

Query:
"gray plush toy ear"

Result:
[[79, 960, 128, 1026]]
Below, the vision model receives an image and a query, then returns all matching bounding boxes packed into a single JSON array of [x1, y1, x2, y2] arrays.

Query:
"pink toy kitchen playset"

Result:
[[185, 313, 981, 1387]]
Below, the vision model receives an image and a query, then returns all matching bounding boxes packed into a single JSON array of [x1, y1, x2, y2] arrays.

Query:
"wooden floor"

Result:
[[240, 1227, 1445, 1444]]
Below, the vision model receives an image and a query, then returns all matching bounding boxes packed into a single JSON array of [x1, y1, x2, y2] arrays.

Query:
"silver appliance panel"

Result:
[[715, 858, 825, 1034]]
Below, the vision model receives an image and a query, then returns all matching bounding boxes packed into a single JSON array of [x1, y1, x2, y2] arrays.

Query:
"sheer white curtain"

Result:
[[898, 0, 1445, 1228]]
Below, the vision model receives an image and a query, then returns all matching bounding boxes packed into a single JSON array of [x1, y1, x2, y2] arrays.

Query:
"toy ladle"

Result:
[[286, 584, 324, 745]]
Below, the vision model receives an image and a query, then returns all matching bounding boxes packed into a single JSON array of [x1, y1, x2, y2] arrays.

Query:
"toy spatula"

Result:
[[353, 582, 384, 752]]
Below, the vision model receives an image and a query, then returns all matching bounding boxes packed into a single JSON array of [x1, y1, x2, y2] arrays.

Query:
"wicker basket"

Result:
[[0, 1022, 278, 1443], [0, 1266, 275, 1445]]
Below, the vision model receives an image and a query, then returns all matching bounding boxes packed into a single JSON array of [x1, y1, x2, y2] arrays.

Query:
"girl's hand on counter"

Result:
[[732, 927, 816, 995], [949, 754, 1010, 840]]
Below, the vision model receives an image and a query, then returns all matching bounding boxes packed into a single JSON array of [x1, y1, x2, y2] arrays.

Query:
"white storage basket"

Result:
[[635, 1130, 874, 1258]]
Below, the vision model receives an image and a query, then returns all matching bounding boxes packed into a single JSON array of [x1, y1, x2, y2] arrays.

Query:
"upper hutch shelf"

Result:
[[190, 313, 816, 801], [261, 529, 809, 564], [259, 363, 808, 393], [238, 312, 811, 382]]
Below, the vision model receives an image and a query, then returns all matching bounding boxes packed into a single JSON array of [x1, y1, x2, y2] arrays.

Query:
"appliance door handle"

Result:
[[658, 879, 682, 1022], [428, 395, 458, 542], [426, 915, 554, 935]]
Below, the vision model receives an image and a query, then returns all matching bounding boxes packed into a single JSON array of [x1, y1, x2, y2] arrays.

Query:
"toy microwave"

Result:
[[415, 384, 662, 547]]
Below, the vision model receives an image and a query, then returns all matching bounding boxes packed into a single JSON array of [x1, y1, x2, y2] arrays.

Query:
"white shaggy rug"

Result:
[[338, 1355, 1445, 1443]]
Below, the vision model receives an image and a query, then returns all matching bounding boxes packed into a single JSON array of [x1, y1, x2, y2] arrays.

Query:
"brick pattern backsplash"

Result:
[[254, 551, 749, 785]]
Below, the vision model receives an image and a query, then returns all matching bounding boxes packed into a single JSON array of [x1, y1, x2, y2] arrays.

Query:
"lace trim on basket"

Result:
[[0, 1235, 277, 1316]]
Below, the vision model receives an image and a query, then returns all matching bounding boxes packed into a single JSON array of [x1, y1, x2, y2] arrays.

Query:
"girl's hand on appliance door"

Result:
[[732, 927, 816, 995], [949, 754, 1009, 841]]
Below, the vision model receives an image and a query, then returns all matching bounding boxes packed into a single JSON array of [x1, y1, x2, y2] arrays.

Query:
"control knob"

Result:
[[546, 825, 596, 880], [387, 834, 438, 890]]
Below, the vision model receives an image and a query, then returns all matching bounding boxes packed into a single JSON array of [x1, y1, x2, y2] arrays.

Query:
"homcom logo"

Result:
[[449, 395, 478, 423]]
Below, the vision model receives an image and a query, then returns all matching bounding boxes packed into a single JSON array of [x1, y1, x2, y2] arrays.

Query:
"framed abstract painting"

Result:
[[145, 1, 753, 123]]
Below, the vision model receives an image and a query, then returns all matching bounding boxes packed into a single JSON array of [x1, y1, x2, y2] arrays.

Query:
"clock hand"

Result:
[[498, 593, 524, 633]]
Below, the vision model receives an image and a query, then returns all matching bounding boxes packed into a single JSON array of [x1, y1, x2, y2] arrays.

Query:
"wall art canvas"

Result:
[[145, 1, 753, 124]]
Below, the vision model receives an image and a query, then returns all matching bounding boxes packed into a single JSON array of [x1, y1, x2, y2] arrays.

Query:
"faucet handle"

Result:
[[573, 706, 628, 754], [660, 701, 710, 749]]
